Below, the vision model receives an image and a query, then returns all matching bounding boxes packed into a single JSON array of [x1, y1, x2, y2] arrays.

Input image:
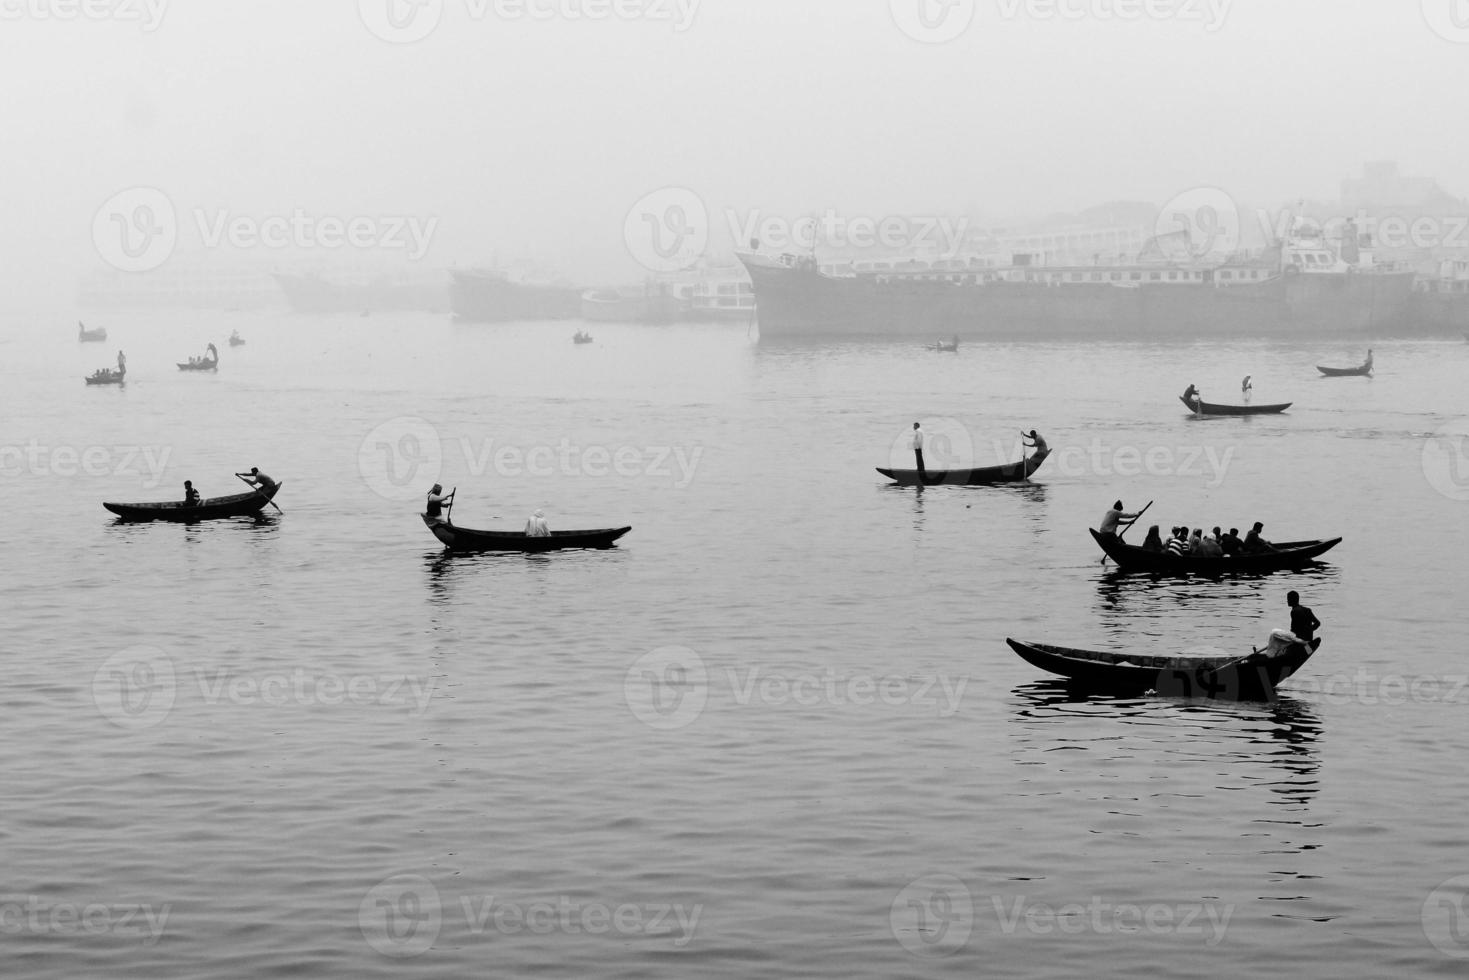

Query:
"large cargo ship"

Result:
[[449, 269, 582, 323], [739, 231, 1424, 340], [273, 272, 448, 314]]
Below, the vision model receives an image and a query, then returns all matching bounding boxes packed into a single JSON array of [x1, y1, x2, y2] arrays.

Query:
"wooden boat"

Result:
[[78, 322, 107, 342], [84, 369, 125, 386], [877, 448, 1050, 486], [104, 482, 283, 521], [1317, 364, 1371, 377], [573, 333, 593, 345], [1006, 635, 1322, 699], [1181, 395, 1290, 416], [1089, 528, 1341, 574], [228, 332, 245, 347], [925, 342, 958, 352], [421, 513, 630, 551], [179, 342, 219, 371]]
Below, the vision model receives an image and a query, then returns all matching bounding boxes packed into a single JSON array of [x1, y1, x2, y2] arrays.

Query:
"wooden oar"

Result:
[[237, 474, 284, 514], [445, 486, 457, 525], [1101, 499, 1153, 565]]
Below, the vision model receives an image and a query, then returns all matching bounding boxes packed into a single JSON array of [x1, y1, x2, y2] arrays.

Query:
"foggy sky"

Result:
[[3, 0, 1468, 308]]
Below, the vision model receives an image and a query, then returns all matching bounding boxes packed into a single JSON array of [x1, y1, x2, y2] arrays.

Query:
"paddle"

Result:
[[445, 486, 457, 525], [1101, 499, 1153, 565], [237, 474, 284, 514]]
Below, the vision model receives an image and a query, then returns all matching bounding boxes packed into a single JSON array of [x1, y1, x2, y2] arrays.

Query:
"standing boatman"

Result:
[[1098, 501, 1141, 541], [912, 421, 925, 481]]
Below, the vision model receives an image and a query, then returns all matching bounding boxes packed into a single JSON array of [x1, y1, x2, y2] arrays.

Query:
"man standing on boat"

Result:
[[1022, 429, 1048, 455], [1287, 591, 1320, 642], [1097, 501, 1141, 541], [425, 484, 454, 525], [236, 467, 277, 491], [912, 422, 925, 481]]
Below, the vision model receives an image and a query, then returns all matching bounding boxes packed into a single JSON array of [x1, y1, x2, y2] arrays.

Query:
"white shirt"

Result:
[[525, 514, 550, 537], [912, 429, 923, 450]]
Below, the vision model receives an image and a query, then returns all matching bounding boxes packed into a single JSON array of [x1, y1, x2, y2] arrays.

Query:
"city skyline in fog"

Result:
[[6, 0, 1469, 307]]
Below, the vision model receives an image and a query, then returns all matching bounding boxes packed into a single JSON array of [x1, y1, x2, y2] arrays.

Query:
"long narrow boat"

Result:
[[1181, 395, 1291, 416], [78, 323, 107, 342], [422, 513, 630, 552], [1316, 364, 1371, 377], [1089, 528, 1341, 574], [877, 448, 1050, 486], [84, 370, 125, 386], [104, 482, 283, 521], [1006, 635, 1322, 698]]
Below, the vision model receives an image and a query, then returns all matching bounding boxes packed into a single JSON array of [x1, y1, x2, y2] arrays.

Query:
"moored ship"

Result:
[[449, 269, 582, 323], [580, 283, 688, 323], [273, 272, 449, 314], [740, 227, 1422, 340]]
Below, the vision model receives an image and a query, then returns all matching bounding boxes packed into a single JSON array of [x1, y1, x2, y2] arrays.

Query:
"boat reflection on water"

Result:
[[423, 546, 630, 605], [880, 479, 1048, 534], [1093, 563, 1341, 621], [1008, 681, 1323, 812]]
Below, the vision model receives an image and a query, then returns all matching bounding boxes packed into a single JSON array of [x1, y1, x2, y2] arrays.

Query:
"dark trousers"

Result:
[[914, 448, 925, 478]]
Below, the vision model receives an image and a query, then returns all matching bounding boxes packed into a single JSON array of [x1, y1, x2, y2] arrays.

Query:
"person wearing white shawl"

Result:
[[525, 509, 551, 537]]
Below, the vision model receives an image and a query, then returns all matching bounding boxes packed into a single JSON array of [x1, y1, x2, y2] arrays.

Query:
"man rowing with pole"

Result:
[[235, 467, 277, 492], [425, 484, 455, 525], [1097, 500, 1143, 542]]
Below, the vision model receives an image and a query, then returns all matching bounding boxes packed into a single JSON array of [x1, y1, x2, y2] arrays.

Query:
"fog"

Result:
[[3, 0, 1468, 310]]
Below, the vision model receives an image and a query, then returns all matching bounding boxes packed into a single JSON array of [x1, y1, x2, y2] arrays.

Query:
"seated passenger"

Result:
[[1140, 525, 1164, 552]]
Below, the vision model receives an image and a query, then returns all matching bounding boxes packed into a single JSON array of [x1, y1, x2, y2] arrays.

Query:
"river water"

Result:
[[2, 310, 1468, 977]]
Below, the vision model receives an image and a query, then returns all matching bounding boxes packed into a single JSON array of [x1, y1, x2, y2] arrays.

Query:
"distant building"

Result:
[[1341, 161, 1458, 211]]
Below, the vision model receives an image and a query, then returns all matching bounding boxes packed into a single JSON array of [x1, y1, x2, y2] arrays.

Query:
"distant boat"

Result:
[[104, 482, 283, 522], [78, 321, 107, 342], [228, 331, 245, 347], [84, 369, 124, 386], [572, 331, 593, 345], [1317, 363, 1371, 377], [925, 340, 959, 353], [178, 342, 219, 371], [421, 514, 630, 552], [1088, 528, 1341, 574], [1006, 635, 1322, 699], [876, 448, 1050, 486], [1181, 395, 1290, 416]]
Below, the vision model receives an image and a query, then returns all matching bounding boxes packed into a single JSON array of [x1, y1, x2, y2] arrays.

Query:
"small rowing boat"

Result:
[[877, 448, 1050, 486], [422, 513, 630, 551], [1089, 528, 1341, 573], [78, 322, 107, 342], [1007, 634, 1321, 699], [1181, 395, 1290, 416], [103, 482, 283, 521], [179, 342, 219, 371], [1317, 364, 1371, 377]]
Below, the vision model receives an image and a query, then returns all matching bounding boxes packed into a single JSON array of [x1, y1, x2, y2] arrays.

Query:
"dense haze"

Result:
[[4, 0, 1469, 309]]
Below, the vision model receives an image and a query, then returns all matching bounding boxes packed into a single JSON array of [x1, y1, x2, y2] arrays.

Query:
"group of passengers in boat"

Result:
[[1139, 522, 1277, 556]]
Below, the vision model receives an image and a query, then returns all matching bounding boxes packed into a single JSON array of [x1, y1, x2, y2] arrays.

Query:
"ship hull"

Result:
[[450, 271, 582, 323], [580, 288, 688, 324], [273, 274, 448, 314], [740, 258, 1424, 339]]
